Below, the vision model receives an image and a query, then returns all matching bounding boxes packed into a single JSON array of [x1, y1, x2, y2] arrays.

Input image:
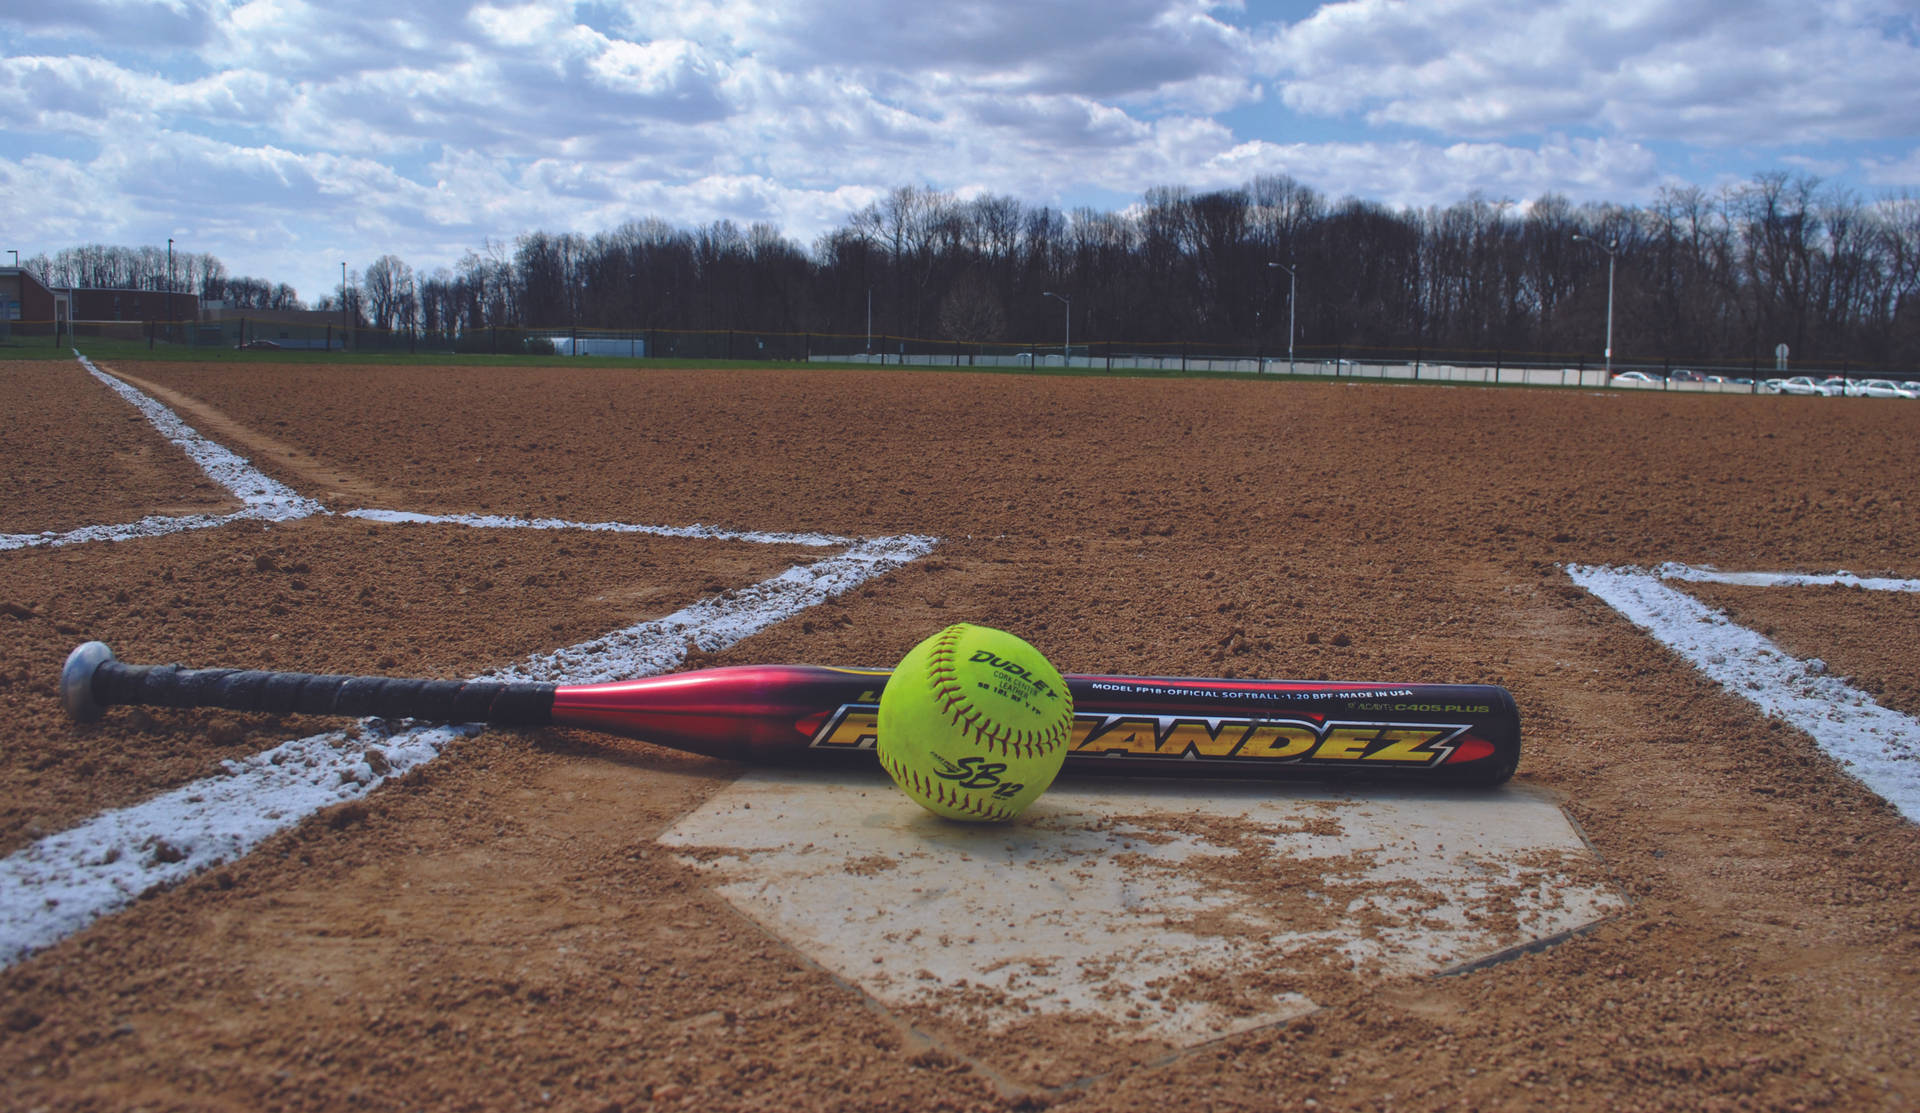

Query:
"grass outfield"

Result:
[[7, 336, 1591, 387], [18, 337, 852, 370], [0, 336, 1221, 378]]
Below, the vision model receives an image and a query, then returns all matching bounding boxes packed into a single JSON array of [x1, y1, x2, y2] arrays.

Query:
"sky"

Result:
[[4, 0, 1919, 304]]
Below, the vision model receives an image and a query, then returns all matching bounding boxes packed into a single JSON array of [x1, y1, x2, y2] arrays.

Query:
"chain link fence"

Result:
[[8, 316, 1907, 389]]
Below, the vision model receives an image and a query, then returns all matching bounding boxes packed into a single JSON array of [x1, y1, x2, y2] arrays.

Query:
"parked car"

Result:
[[1821, 376, 1854, 396], [1852, 379, 1909, 399], [1610, 370, 1663, 387], [1777, 376, 1830, 396], [1895, 381, 1920, 399], [1668, 368, 1704, 383], [1758, 378, 1786, 394]]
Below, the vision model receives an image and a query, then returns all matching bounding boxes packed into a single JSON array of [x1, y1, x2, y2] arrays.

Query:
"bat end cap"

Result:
[[62, 641, 115, 723]]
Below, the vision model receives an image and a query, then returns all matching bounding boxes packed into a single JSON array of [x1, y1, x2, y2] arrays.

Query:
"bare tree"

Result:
[[362, 254, 413, 332], [938, 274, 1007, 345]]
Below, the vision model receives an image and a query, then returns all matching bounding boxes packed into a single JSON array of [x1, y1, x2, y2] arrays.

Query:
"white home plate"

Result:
[[659, 770, 1623, 1051]]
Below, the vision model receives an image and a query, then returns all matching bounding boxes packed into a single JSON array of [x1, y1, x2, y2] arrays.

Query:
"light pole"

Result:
[[1267, 262, 1297, 374], [1043, 291, 1070, 364], [1573, 234, 1618, 375], [166, 238, 174, 342]]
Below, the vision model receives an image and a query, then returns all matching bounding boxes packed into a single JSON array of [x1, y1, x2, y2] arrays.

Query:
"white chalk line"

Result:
[[1653, 562, 1920, 593], [1567, 565, 1920, 824], [0, 353, 941, 965], [345, 509, 851, 549], [0, 354, 326, 551]]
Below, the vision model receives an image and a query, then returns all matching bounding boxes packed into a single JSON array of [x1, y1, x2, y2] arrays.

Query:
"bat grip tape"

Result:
[[90, 661, 557, 726]]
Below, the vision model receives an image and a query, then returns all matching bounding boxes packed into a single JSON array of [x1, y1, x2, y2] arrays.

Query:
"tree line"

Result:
[[25, 171, 1920, 368], [25, 243, 302, 313]]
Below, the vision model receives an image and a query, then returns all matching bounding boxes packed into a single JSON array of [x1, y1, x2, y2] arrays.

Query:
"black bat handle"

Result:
[[61, 641, 555, 727]]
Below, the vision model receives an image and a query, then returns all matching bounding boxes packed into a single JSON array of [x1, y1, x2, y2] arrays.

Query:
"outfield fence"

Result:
[[5, 316, 1909, 388]]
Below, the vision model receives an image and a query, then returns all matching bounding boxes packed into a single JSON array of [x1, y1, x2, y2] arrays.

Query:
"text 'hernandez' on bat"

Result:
[[61, 642, 1520, 785]]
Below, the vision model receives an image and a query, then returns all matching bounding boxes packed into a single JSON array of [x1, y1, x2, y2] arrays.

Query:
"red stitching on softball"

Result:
[[922, 626, 1072, 762]]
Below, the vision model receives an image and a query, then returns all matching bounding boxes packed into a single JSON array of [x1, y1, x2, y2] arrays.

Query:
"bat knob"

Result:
[[62, 641, 116, 723]]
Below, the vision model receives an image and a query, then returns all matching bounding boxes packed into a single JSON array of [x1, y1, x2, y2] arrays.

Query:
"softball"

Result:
[[877, 623, 1074, 822]]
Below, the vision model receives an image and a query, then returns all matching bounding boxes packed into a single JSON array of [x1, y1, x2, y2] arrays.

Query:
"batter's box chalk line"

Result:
[[1566, 563, 1920, 824], [0, 353, 938, 965]]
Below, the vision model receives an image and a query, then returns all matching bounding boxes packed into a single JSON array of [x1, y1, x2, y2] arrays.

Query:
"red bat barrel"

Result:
[[63, 644, 1520, 785], [551, 665, 1520, 785]]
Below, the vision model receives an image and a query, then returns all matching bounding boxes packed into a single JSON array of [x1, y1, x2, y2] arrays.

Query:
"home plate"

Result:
[[659, 770, 1624, 1057]]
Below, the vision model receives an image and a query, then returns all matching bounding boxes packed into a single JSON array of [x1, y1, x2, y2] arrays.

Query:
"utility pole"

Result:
[[1573, 234, 1618, 376], [167, 238, 174, 343], [1267, 262, 1297, 374], [1043, 291, 1071, 364]]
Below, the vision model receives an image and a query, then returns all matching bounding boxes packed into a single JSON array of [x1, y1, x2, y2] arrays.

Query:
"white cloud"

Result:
[[4, 0, 1917, 301], [1269, 0, 1920, 146], [1, 0, 225, 50], [1156, 133, 1662, 211], [0, 153, 123, 240], [1862, 147, 1920, 188]]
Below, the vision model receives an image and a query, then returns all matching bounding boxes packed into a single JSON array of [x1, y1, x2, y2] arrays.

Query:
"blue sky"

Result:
[[4, 0, 1918, 303]]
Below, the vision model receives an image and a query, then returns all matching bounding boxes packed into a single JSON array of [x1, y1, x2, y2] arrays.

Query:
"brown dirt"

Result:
[[3, 358, 1919, 1112]]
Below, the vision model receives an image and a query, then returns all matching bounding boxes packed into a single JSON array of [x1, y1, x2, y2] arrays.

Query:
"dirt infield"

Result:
[[3, 357, 1919, 1111]]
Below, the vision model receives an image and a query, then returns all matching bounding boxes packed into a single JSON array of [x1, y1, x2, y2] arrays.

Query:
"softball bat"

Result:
[[61, 641, 1520, 785]]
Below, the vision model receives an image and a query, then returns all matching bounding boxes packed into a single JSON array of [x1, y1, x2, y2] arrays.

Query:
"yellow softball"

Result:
[[876, 624, 1075, 822]]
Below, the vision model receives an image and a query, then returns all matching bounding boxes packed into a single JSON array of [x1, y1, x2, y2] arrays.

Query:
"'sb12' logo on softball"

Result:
[[929, 753, 1026, 799]]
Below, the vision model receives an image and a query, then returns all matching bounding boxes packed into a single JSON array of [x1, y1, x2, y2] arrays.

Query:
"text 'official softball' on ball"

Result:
[[876, 623, 1075, 822]]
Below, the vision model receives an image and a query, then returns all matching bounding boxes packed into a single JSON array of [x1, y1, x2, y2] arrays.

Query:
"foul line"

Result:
[[1567, 565, 1920, 824], [0, 355, 326, 551]]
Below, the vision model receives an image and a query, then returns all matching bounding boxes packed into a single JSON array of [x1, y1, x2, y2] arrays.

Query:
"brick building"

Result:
[[1, 266, 65, 335], [65, 285, 200, 324]]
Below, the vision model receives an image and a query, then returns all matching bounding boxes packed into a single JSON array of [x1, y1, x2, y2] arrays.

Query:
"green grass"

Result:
[[9, 335, 1611, 391], [0, 338, 87, 360], [24, 336, 1300, 380]]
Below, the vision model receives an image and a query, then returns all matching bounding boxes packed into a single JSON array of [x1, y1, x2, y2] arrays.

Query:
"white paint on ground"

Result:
[[0, 510, 273, 552], [0, 354, 325, 551], [0, 530, 935, 966], [75, 354, 322, 521], [1653, 562, 1920, 593], [660, 772, 1624, 1047], [0, 723, 475, 965], [1567, 564, 1920, 822], [345, 509, 852, 548]]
